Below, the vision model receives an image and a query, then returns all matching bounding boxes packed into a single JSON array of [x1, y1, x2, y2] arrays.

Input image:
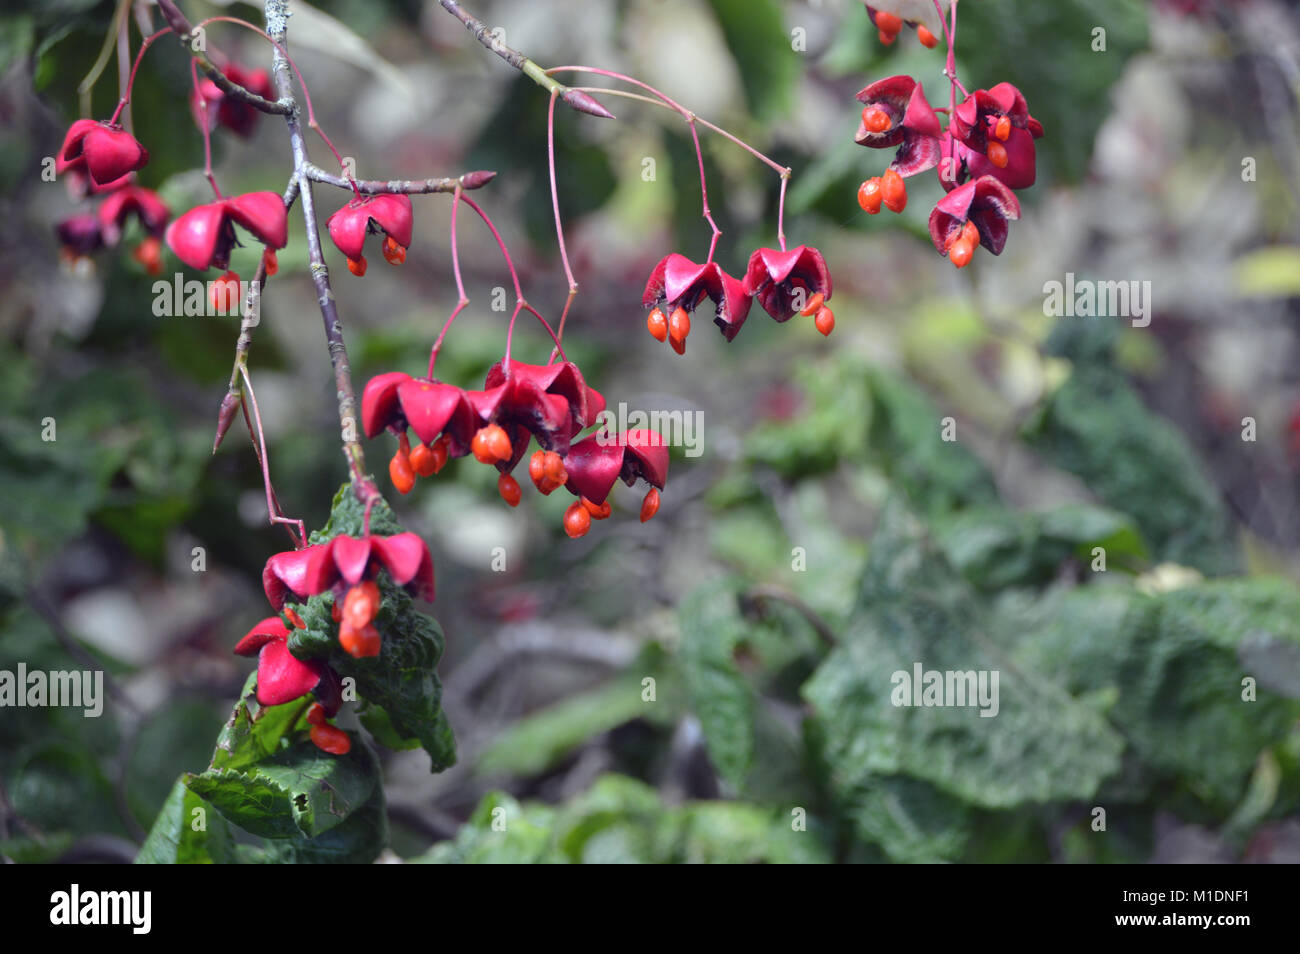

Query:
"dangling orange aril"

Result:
[[339, 621, 381, 658], [800, 292, 825, 317], [382, 235, 406, 265], [669, 306, 691, 342], [640, 487, 660, 523], [409, 442, 437, 477], [563, 501, 591, 538], [331, 601, 343, 623], [347, 256, 367, 276], [881, 168, 907, 213], [133, 237, 163, 276], [961, 220, 980, 248], [917, 25, 938, 48], [284, 607, 307, 629], [987, 141, 1009, 169], [343, 581, 381, 629], [262, 247, 279, 276], [646, 308, 668, 342], [669, 333, 686, 356], [858, 177, 884, 215], [815, 307, 835, 337], [581, 497, 611, 520], [994, 115, 1012, 142], [528, 450, 547, 489], [208, 270, 241, 314], [862, 106, 892, 134], [389, 449, 416, 494], [543, 451, 567, 485], [498, 473, 522, 507], [874, 11, 903, 34], [306, 702, 327, 725], [878, 29, 897, 45], [949, 238, 975, 268], [471, 423, 511, 464], [431, 435, 450, 474], [310, 723, 352, 755]]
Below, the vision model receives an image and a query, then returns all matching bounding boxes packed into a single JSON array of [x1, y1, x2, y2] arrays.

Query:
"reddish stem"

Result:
[[191, 59, 223, 199], [239, 364, 306, 548], [428, 187, 470, 378], [108, 27, 172, 125]]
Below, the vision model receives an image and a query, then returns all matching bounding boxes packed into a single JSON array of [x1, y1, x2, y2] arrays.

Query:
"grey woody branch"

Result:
[[436, 0, 614, 119], [304, 164, 498, 194], [156, 0, 292, 116]]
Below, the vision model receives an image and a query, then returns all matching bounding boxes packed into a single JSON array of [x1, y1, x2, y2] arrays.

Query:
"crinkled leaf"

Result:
[[186, 738, 377, 839], [135, 776, 236, 864]]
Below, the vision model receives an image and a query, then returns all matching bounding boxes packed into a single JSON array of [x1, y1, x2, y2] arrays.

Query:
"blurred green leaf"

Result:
[[706, 0, 797, 122]]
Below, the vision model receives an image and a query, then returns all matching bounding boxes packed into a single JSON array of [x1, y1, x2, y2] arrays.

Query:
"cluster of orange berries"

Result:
[[388, 432, 451, 495], [346, 234, 407, 277], [870, 8, 938, 48], [856, 165, 908, 216], [328, 580, 383, 658], [645, 305, 692, 355]]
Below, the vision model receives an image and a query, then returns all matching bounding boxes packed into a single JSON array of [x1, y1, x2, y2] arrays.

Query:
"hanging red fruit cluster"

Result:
[[855, 3, 1043, 268], [361, 361, 667, 539], [54, 119, 169, 274], [241, 531, 436, 753]]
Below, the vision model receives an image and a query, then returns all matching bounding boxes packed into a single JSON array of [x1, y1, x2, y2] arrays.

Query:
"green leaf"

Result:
[[1023, 321, 1239, 575], [705, 0, 797, 121], [678, 580, 757, 788], [865, 369, 1000, 517], [255, 778, 389, 865], [287, 484, 456, 771], [802, 503, 1124, 859], [417, 791, 563, 864], [1022, 578, 1300, 810], [933, 503, 1146, 589], [186, 739, 377, 840], [210, 673, 312, 773], [136, 777, 237, 865], [476, 677, 661, 778]]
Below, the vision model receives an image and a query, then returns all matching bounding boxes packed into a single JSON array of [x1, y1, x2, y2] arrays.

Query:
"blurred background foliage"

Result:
[[2, 0, 1300, 863]]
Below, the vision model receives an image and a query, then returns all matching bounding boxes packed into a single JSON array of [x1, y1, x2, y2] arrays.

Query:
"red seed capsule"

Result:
[[862, 106, 892, 134], [917, 25, 938, 48], [646, 308, 668, 342], [857, 177, 884, 215], [498, 473, 522, 507], [310, 723, 351, 755], [640, 487, 660, 523], [800, 292, 825, 317], [389, 449, 416, 494], [343, 581, 381, 629], [987, 141, 1009, 169], [382, 235, 406, 265], [815, 306, 835, 337], [881, 168, 907, 213], [347, 256, 367, 277], [563, 502, 591, 538]]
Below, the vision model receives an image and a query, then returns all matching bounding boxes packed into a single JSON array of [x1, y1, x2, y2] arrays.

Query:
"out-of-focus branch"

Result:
[[304, 164, 497, 194], [436, 0, 614, 119]]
